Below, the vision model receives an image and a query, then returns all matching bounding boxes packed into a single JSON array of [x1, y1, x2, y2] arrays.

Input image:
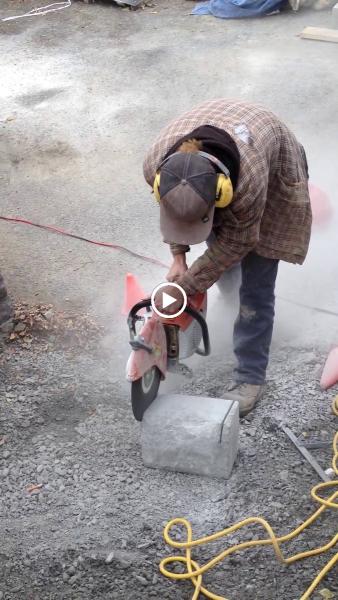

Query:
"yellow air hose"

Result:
[[160, 395, 338, 600]]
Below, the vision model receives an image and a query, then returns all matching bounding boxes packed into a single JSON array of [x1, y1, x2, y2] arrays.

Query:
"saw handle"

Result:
[[127, 299, 210, 357], [127, 298, 152, 336]]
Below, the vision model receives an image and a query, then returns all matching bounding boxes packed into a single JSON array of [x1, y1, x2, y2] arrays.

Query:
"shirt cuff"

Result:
[[169, 243, 190, 256]]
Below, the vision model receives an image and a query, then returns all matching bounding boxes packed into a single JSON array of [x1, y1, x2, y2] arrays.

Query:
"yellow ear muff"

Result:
[[153, 172, 161, 203], [215, 174, 233, 208]]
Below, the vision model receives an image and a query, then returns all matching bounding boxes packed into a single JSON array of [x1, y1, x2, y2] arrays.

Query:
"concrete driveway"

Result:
[[1, 0, 337, 346]]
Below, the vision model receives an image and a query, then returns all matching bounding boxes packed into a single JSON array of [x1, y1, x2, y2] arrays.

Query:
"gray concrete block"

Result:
[[141, 394, 239, 479], [333, 3, 338, 27]]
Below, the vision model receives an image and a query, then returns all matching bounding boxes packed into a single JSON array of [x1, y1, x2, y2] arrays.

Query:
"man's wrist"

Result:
[[172, 253, 187, 264]]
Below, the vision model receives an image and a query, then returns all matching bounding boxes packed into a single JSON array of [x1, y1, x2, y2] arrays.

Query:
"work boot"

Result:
[[226, 383, 265, 417]]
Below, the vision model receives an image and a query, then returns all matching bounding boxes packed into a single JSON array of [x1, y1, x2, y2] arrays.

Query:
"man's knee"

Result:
[[239, 304, 257, 321]]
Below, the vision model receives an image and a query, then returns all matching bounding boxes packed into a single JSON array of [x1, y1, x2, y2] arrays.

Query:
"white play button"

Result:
[[151, 282, 187, 319], [162, 292, 176, 309]]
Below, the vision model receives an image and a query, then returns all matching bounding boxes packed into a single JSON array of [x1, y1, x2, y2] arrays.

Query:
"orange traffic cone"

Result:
[[320, 346, 338, 390], [121, 273, 147, 315]]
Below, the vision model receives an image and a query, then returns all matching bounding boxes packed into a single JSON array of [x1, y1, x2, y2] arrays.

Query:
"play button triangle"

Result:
[[162, 292, 176, 309]]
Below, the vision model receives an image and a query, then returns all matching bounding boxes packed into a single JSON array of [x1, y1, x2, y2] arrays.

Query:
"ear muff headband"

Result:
[[197, 151, 233, 208], [153, 150, 233, 208], [197, 151, 230, 177]]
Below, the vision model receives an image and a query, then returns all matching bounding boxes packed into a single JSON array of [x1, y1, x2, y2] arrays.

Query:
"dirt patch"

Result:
[[6, 138, 80, 180], [3, 301, 102, 349]]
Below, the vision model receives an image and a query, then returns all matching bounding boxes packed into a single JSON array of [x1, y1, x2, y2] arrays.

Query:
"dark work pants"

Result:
[[216, 252, 279, 385]]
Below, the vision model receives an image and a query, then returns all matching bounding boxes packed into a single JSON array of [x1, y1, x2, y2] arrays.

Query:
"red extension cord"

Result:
[[0, 215, 169, 269]]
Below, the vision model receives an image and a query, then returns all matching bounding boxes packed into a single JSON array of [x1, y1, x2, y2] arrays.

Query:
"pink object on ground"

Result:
[[320, 346, 338, 390], [309, 183, 333, 226], [121, 273, 147, 315]]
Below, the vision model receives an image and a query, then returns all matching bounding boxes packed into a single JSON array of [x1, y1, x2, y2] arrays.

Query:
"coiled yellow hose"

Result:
[[160, 395, 338, 600]]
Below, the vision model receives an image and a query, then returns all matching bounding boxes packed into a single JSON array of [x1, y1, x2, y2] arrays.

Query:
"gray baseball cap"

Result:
[[158, 152, 218, 245]]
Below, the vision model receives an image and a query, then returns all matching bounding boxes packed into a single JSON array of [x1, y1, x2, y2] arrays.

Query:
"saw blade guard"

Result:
[[178, 296, 207, 359]]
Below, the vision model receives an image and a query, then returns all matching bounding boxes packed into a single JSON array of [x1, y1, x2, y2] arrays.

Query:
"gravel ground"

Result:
[[0, 323, 337, 600], [1, 0, 337, 598]]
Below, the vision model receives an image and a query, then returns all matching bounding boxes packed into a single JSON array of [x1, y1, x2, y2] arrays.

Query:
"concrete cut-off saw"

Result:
[[126, 284, 210, 421]]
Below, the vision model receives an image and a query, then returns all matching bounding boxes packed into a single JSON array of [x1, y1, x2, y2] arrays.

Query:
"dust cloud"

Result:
[[274, 144, 338, 349]]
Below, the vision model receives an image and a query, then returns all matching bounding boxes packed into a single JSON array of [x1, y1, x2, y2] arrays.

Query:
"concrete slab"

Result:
[[141, 394, 239, 479]]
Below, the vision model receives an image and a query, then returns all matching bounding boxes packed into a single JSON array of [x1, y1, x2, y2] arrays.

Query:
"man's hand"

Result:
[[154, 284, 184, 316], [166, 253, 188, 283]]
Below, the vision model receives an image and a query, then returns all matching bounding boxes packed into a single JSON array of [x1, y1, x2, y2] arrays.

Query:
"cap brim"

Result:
[[160, 203, 215, 245]]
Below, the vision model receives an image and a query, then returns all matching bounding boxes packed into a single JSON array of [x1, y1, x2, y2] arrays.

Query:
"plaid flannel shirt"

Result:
[[143, 99, 312, 295]]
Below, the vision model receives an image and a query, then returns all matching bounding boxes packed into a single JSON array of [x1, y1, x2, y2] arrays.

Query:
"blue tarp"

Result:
[[192, 0, 284, 18]]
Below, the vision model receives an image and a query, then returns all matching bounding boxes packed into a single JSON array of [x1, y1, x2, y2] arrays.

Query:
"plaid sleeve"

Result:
[[169, 243, 190, 255], [143, 151, 156, 187]]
